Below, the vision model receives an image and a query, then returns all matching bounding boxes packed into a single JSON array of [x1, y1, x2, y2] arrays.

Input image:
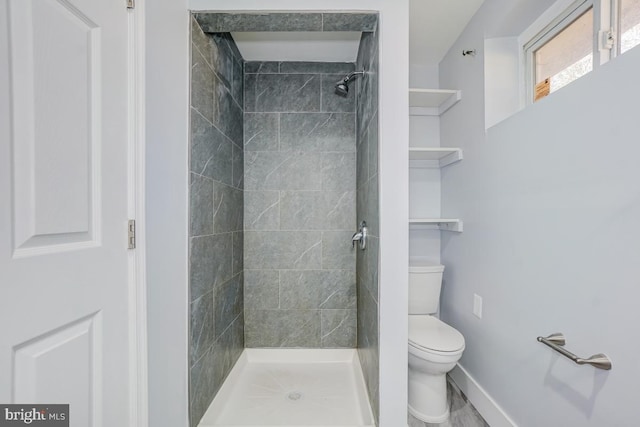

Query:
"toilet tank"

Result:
[[409, 259, 445, 315]]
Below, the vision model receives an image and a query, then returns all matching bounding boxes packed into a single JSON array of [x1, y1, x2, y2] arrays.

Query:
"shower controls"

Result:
[[351, 221, 368, 250]]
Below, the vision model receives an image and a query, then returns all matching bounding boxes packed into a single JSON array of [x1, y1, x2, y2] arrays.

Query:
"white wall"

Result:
[[146, 1, 409, 426], [145, 1, 191, 426], [409, 66, 442, 262], [438, 0, 640, 425]]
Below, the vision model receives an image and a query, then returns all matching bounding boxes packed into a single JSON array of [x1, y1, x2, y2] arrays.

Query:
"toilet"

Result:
[[408, 259, 465, 423]]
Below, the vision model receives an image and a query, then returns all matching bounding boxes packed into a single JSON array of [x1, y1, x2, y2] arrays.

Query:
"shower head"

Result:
[[334, 70, 364, 97]]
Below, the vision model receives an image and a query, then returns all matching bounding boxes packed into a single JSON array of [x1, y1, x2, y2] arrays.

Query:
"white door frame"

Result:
[[127, 3, 149, 426]]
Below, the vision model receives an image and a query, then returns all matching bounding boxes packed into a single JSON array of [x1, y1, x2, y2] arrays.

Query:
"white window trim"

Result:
[[519, 0, 618, 104]]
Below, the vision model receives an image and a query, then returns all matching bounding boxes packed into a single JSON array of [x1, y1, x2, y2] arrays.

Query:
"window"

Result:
[[525, 0, 640, 102], [619, 0, 640, 53]]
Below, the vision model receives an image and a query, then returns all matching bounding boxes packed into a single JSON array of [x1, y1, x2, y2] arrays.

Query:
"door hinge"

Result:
[[127, 0, 135, 10], [128, 220, 136, 249]]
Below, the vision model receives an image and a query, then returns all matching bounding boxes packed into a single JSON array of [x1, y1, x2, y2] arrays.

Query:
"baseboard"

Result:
[[448, 363, 518, 427]]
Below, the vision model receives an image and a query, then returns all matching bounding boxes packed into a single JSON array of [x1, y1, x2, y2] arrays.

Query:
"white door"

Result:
[[0, 0, 134, 426]]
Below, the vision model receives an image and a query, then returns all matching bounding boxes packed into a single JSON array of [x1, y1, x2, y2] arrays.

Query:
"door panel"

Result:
[[9, 0, 100, 255], [13, 313, 101, 426], [0, 0, 132, 425]]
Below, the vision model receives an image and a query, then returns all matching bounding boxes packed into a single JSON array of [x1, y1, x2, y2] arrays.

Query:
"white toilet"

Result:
[[408, 260, 465, 423]]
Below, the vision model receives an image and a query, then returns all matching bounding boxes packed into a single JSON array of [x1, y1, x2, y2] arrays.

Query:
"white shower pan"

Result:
[[198, 349, 375, 427]]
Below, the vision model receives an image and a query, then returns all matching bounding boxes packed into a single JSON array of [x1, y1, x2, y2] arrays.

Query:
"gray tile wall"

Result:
[[355, 27, 380, 424], [189, 17, 244, 427], [243, 61, 358, 348]]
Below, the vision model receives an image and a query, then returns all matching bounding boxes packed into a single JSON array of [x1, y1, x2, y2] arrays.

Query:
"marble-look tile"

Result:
[[189, 347, 216, 427], [280, 113, 355, 152], [245, 151, 322, 191], [195, 13, 322, 33], [279, 191, 322, 230], [214, 273, 243, 338], [363, 236, 379, 302], [245, 61, 279, 74], [322, 231, 356, 269], [244, 191, 280, 231], [190, 291, 214, 365], [244, 231, 322, 270], [232, 142, 244, 189], [322, 153, 356, 192], [279, 270, 355, 310], [191, 44, 213, 122], [191, 17, 212, 67], [368, 176, 380, 237], [244, 74, 320, 113], [190, 236, 215, 301], [245, 309, 321, 348], [213, 182, 243, 233], [357, 284, 379, 421], [190, 234, 235, 301], [322, 13, 378, 31], [408, 380, 489, 427], [356, 128, 369, 188], [212, 314, 244, 397], [210, 33, 234, 89], [323, 191, 356, 231], [232, 56, 244, 106], [279, 62, 355, 74], [244, 113, 279, 152], [190, 173, 213, 237], [357, 278, 378, 352], [321, 309, 356, 348], [210, 233, 234, 288], [213, 74, 243, 146], [368, 112, 379, 178], [321, 74, 357, 113], [244, 270, 279, 310], [190, 110, 233, 186], [232, 231, 243, 275]]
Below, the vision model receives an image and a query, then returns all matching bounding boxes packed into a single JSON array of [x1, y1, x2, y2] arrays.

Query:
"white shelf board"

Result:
[[409, 147, 462, 168], [409, 88, 461, 116], [409, 218, 463, 232]]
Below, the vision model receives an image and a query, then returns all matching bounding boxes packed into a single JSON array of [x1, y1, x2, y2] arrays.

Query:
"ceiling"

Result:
[[232, 32, 362, 62], [232, 1, 485, 65], [409, 0, 485, 67]]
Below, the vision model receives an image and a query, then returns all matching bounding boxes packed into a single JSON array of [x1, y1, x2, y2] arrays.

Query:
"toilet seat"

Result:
[[409, 315, 465, 353]]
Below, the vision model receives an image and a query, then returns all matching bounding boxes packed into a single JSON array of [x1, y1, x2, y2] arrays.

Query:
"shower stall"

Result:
[[187, 12, 380, 427]]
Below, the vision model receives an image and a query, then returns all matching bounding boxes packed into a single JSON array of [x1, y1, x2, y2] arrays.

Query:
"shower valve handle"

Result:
[[351, 221, 368, 250]]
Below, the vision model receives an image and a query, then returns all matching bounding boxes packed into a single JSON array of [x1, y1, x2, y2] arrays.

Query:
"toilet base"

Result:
[[408, 403, 450, 423]]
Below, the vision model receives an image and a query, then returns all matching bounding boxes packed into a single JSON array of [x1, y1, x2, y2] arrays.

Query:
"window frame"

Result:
[[523, 0, 595, 103]]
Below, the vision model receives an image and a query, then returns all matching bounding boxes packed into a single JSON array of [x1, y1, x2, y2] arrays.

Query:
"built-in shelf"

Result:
[[409, 219, 463, 233], [409, 88, 461, 116], [409, 147, 462, 168]]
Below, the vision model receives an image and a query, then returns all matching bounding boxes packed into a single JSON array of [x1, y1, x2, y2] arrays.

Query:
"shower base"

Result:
[[198, 349, 375, 427]]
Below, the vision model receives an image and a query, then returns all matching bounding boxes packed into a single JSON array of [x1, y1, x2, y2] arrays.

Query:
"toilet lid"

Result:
[[409, 316, 465, 352]]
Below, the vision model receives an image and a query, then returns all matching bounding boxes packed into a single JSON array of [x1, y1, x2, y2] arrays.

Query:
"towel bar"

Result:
[[537, 333, 612, 370]]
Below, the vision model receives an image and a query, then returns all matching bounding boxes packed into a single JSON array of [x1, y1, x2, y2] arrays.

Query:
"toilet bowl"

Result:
[[408, 314, 465, 423], [408, 259, 465, 423]]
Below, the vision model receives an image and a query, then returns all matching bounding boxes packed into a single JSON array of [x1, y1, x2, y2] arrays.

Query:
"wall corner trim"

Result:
[[449, 364, 518, 427]]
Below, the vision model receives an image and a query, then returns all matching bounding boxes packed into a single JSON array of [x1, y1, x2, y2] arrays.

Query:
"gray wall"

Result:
[[189, 19, 244, 426], [355, 29, 380, 423], [439, 1, 640, 425], [243, 61, 358, 348]]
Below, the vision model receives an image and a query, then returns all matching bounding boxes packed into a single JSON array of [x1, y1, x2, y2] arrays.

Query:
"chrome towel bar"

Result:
[[537, 333, 612, 371]]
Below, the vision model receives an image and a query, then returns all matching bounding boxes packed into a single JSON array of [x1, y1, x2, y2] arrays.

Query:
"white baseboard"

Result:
[[448, 363, 517, 427]]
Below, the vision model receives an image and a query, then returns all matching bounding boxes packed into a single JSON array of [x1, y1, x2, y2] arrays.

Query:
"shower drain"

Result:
[[286, 391, 303, 401]]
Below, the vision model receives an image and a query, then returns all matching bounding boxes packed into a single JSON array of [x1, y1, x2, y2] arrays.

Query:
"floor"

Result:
[[198, 349, 375, 427], [408, 378, 489, 427]]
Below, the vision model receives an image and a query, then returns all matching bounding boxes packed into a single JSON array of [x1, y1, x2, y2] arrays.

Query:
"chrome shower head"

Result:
[[335, 82, 349, 97], [334, 70, 364, 97]]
